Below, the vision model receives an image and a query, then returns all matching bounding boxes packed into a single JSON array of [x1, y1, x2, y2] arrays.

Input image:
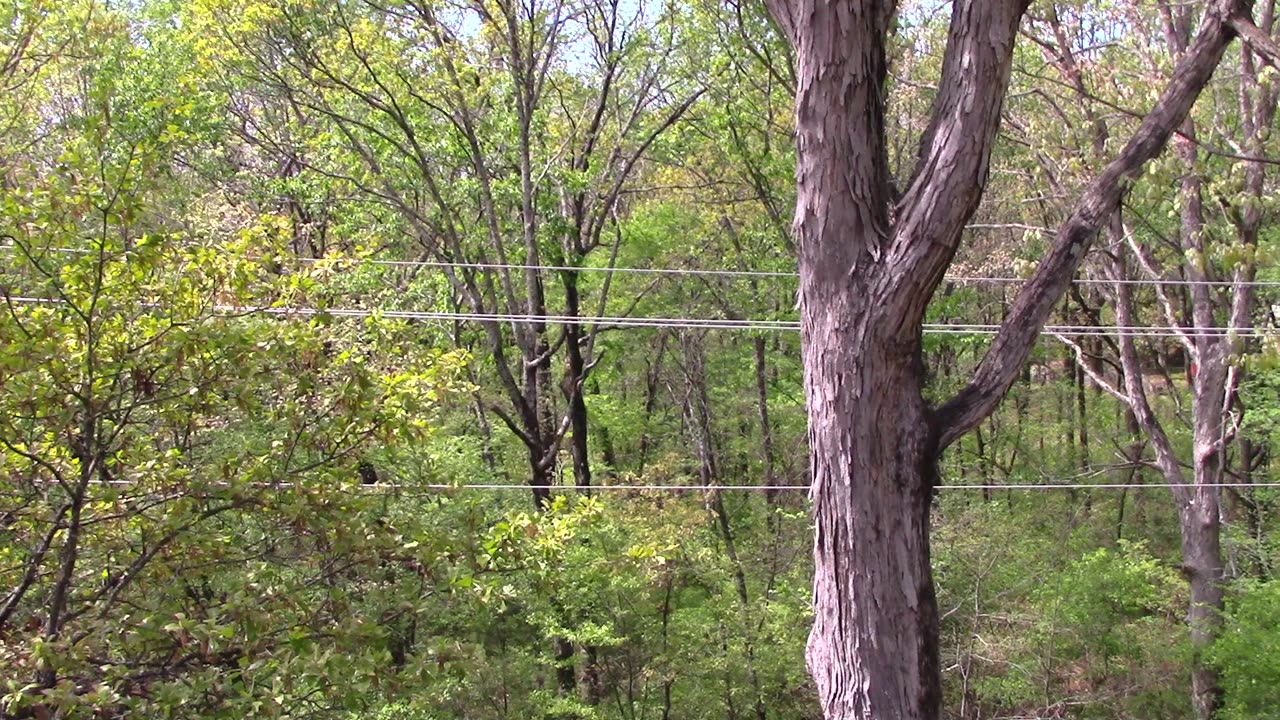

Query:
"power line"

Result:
[[51, 479, 1280, 493], [294, 258, 1280, 289], [2, 296, 1272, 339], [7, 245, 1280, 288], [404, 482, 1280, 491], [3, 246, 799, 278], [296, 257, 798, 279]]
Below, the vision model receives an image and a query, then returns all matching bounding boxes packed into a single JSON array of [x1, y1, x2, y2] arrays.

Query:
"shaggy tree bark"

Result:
[[759, 0, 1247, 717]]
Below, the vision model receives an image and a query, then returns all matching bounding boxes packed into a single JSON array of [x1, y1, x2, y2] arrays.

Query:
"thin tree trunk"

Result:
[[1234, 438, 1270, 578], [40, 419, 96, 689], [636, 333, 668, 475], [593, 378, 618, 479], [1076, 356, 1092, 514], [554, 635, 577, 699], [754, 337, 780, 509], [1115, 409, 1143, 543], [659, 569, 675, 720], [974, 424, 992, 503], [563, 271, 592, 490], [1108, 243, 1225, 719], [681, 332, 768, 720], [473, 392, 499, 476], [1185, 352, 1229, 719]]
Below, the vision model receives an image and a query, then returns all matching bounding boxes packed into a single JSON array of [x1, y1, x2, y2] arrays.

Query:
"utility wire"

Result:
[[1, 296, 1272, 339], [395, 482, 1280, 491], [291, 257, 1280, 288], [296, 257, 799, 279], [56, 479, 1280, 492], [7, 245, 1280, 287]]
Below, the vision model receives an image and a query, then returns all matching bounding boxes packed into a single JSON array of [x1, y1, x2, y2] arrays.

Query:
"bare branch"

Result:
[[1231, 14, 1280, 66], [1053, 334, 1130, 404], [935, 0, 1241, 450]]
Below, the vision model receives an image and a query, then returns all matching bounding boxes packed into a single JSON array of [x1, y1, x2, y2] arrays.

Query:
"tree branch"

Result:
[[1053, 334, 1130, 404], [935, 0, 1242, 450], [884, 0, 1030, 315], [1231, 14, 1280, 65]]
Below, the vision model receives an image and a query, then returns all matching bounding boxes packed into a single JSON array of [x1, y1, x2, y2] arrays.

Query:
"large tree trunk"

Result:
[[802, 311, 940, 719], [785, 0, 1022, 713], [762, 0, 1242, 716]]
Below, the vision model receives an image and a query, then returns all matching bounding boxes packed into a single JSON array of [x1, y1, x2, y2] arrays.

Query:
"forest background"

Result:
[[2, 0, 1280, 718]]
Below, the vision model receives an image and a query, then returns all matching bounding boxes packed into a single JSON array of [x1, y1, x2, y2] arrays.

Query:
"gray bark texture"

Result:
[[758, 0, 1249, 717]]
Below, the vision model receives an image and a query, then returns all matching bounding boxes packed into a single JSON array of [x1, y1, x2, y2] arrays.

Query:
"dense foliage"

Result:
[[2, 0, 1279, 718]]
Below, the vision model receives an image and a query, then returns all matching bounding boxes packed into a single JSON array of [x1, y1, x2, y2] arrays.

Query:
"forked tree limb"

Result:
[[1232, 14, 1280, 65], [883, 0, 1030, 315]]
